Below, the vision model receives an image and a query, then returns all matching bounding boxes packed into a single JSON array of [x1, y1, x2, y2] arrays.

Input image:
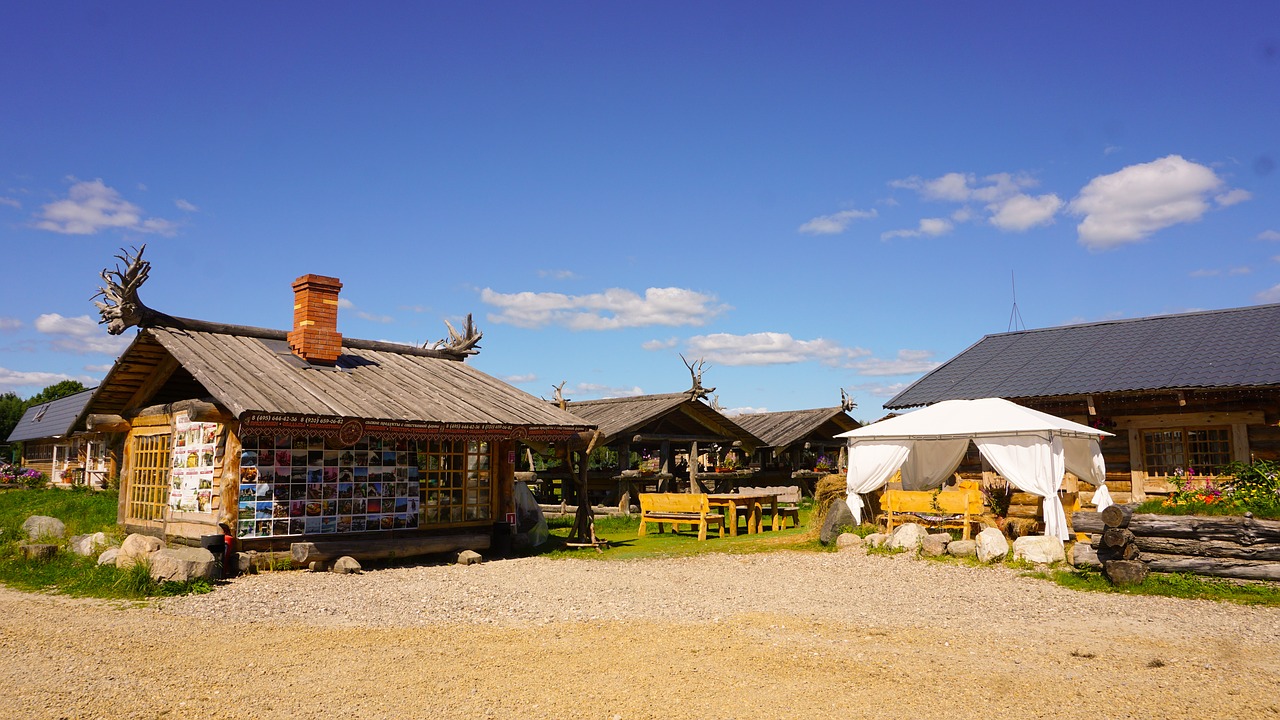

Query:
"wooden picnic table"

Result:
[[707, 491, 780, 536]]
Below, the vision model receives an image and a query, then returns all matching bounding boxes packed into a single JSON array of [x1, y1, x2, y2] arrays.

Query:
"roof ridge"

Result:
[[981, 302, 1280, 339]]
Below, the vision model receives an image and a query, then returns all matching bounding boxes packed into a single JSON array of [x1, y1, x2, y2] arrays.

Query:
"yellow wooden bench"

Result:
[[879, 481, 984, 540], [638, 493, 725, 541]]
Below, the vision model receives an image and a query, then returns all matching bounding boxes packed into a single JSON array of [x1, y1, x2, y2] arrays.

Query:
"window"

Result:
[[127, 433, 172, 523], [235, 434, 494, 538], [1142, 427, 1232, 476]]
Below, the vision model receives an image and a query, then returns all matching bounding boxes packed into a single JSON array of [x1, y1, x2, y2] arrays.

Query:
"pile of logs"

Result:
[[1073, 507, 1280, 583]]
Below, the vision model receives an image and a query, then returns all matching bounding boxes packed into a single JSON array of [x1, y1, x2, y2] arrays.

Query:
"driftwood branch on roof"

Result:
[[680, 354, 715, 400], [841, 388, 857, 413], [93, 245, 159, 335], [429, 313, 483, 359]]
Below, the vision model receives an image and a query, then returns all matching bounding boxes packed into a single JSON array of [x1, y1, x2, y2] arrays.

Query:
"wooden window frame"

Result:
[[127, 431, 172, 524], [1141, 425, 1233, 477]]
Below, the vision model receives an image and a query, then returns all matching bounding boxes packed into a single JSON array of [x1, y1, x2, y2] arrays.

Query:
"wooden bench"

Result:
[[638, 493, 725, 541], [879, 481, 984, 540], [743, 486, 802, 529]]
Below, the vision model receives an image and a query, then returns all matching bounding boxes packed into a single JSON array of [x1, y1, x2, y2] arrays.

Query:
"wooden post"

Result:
[[617, 441, 631, 513], [688, 440, 699, 493], [660, 440, 671, 474], [1128, 428, 1146, 502]]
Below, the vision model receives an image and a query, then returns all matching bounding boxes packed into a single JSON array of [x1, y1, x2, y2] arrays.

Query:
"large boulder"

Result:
[[819, 498, 856, 545], [117, 533, 165, 569], [975, 527, 1009, 563], [947, 539, 977, 558], [921, 533, 950, 557], [457, 549, 483, 566], [332, 556, 362, 574], [97, 548, 120, 566], [23, 515, 66, 541], [887, 523, 929, 552], [149, 547, 217, 583], [1069, 542, 1100, 568], [1012, 535, 1066, 564], [70, 532, 111, 557], [863, 533, 889, 548]]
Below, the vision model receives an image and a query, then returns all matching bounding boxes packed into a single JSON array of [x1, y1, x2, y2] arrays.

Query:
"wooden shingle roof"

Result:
[[731, 407, 860, 450], [81, 323, 592, 432], [887, 303, 1280, 409], [565, 393, 763, 450]]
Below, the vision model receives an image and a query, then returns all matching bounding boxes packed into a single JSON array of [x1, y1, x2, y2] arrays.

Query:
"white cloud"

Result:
[[0, 367, 81, 394], [1216, 188, 1252, 207], [1258, 230, 1280, 242], [537, 269, 577, 280], [797, 208, 877, 235], [641, 337, 679, 351], [1104, 145, 1122, 156], [881, 217, 953, 240], [84, 364, 114, 373], [851, 349, 940, 376], [1068, 155, 1240, 249], [950, 207, 974, 223], [481, 287, 728, 330], [355, 311, 393, 323], [174, 199, 199, 212], [684, 332, 870, 367], [891, 172, 1037, 203], [1257, 284, 1280, 304], [1230, 266, 1252, 275], [0, 197, 20, 209], [566, 382, 645, 400], [35, 179, 178, 236], [502, 373, 537, 384], [0, 317, 21, 331], [398, 304, 429, 313], [723, 406, 768, 416], [34, 313, 132, 355], [337, 298, 355, 309], [987, 193, 1063, 231], [846, 381, 910, 399]]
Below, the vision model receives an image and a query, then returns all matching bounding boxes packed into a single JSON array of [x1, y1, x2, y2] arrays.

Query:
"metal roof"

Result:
[[887, 303, 1280, 409], [7, 388, 97, 443], [564, 393, 763, 449], [731, 407, 860, 449], [81, 325, 592, 432]]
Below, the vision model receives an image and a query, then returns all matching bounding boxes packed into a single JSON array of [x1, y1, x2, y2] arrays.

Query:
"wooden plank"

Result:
[[1110, 410, 1265, 429], [1143, 554, 1280, 581], [1232, 422, 1250, 464], [1128, 428, 1146, 502]]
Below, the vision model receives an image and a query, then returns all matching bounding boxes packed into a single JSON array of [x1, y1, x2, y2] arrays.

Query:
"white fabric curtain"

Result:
[[1063, 436, 1113, 512], [900, 438, 970, 491], [975, 435, 1070, 540], [844, 439, 913, 524]]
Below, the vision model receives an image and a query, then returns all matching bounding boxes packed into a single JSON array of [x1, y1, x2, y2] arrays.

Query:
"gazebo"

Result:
[[836, 398, 1113, 539]]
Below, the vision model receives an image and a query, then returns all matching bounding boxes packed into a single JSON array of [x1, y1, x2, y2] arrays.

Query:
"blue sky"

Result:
[[1, 2, 1278, 420]]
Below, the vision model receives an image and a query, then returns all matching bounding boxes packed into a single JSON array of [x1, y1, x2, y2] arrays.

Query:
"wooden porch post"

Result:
[[688, 440, 699, 493]]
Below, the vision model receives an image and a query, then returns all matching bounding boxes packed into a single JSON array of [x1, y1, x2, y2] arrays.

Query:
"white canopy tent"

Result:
[[835, 398, 1114, 540]]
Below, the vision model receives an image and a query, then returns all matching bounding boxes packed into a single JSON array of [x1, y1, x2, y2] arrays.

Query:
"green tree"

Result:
[[25, 380, 88, 407], [0, 392, 25, 455]]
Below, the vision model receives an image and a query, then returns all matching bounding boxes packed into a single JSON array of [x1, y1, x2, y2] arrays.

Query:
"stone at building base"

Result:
[[20, 542, 57, 561], [863, 533, 889, 548], [70, 532, 111, 557], [1012, 535, 1066, 564], [947, 539, 977, 558], [835, 533, 863, 550], [149, 547, 217, 583], [117, 533, 164, 569], [975, 528, 1009, 563], [457, 549, 483, 566], [1103, 559, 1148, 586], [332, 556, 362, 574], [23, 515, 66, 541], [97, 548, 120, 566]]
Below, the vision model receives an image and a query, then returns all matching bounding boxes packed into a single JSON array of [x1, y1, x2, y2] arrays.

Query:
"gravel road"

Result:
[[2, 548, 1278, 719]]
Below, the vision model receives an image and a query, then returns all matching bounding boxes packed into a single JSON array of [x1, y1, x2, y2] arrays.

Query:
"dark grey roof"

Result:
[[731, 407, 859, 449], [7, 388, 97, 443], [81, 326, 592, 433], [887, 303, 1280, 409]]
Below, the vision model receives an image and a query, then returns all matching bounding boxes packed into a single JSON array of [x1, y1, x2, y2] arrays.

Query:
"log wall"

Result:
[[1073, 509, 1280, 581]]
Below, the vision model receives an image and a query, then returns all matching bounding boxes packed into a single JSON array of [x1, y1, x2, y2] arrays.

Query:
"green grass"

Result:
[[0, 488, 213, 599], [539, 505, 826, 560], [1040, 567, 1280, 606]]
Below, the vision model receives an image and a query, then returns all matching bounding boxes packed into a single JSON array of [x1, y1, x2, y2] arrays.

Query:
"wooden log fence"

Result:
[[1072, 507, 1280, 582]]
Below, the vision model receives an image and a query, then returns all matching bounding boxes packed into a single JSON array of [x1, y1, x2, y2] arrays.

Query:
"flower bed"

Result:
[[1136, 460, 1280, 521]]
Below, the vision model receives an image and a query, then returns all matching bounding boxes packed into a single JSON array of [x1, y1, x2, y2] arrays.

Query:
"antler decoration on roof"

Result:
[[552, 381, 568, 410], [841, 388, 858, 413], [680, 353, 715, 400], [92, 245, 156, 335], [429, 313, 483, 359]]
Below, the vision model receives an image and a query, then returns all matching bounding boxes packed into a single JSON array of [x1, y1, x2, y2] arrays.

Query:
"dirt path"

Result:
[[1, 550, 1277, 719]]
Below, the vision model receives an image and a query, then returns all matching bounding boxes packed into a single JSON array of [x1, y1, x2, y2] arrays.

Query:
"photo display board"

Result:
[[236, 434, 493, 539], [169, 411, 218, 513]]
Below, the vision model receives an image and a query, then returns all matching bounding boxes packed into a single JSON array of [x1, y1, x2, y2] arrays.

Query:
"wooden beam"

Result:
[[86, 414, 131, 433], [122, 353, 180, 415], [290, 533, 491, 565], [1111, 410, 1265, 429]]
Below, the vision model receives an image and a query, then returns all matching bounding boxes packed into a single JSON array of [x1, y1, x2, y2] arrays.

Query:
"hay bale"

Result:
[[811, 474, 847, 531]]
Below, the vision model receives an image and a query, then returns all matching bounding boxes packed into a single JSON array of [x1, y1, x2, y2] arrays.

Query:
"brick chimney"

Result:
[[287, 274, 343, 365]]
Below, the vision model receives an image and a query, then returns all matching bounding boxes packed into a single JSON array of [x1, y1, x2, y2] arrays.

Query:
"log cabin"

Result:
[[74, 257, 592, 559], [885, 303, 1280, 509], [7, 388, 113, 487], [733, 406, 860, 482]]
